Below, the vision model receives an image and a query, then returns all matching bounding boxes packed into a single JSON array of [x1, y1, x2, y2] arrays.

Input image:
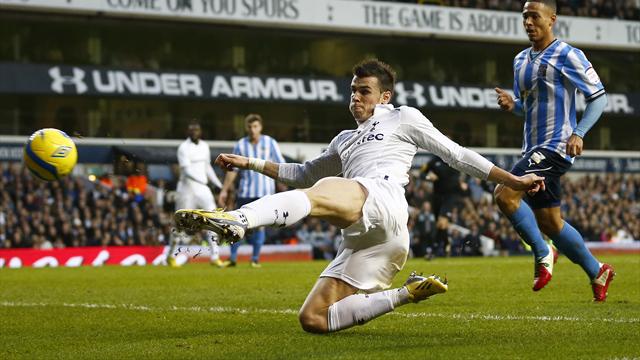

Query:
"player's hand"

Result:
[[215, 153, 249, 171], [566, 134, 584, 157], [516, 173, 546, 194], [495, 87, 515, 112]]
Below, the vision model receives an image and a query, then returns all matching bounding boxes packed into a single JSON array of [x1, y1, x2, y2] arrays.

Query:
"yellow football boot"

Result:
[[175, 209, 246, 244], [404, 271, 448, 303]]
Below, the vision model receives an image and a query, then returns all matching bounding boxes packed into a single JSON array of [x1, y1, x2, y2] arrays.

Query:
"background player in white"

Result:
[[168, 121, 223, 267], [494, 0, 613, 301], [175, 59, 544, 333], [218, 114, 285, 268]]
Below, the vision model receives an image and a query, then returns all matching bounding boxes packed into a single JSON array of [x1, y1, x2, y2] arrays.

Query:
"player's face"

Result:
[[188, 125, 201, 142], [246, 120, 262, 141], [522, 2, 556, 44], [349, 76, 392, 123]]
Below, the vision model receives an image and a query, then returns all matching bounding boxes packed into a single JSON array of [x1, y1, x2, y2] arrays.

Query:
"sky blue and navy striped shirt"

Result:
[[233, 135, 285, 198], [513, 39, 605, 162]]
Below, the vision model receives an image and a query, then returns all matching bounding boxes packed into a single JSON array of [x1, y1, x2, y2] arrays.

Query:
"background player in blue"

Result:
[[494, 0, 614, 301], [218, 114, 286, 267]]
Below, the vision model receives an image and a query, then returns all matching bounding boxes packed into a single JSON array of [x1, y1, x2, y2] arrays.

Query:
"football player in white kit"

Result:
[[168, 122, 223, 267], [174, 60, 545, 333]]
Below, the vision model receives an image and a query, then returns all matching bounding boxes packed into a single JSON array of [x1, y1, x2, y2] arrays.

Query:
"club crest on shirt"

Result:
[[537, 64, 548, 78], [528, 151, 546, 167]]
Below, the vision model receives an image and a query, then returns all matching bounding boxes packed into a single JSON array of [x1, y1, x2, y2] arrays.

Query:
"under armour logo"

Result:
[[49, 67, 88, 94], [273, 209, 289, 227], [394, 82, 427, 107], [280, 211, 289, 228]]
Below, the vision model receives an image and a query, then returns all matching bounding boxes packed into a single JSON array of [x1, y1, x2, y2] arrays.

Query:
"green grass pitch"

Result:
[[1, 255, 639, 359]]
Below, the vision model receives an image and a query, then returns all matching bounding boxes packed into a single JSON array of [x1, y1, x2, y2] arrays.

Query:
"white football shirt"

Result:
[[177, 138, 221, 187], [278, 104, 494, 189]]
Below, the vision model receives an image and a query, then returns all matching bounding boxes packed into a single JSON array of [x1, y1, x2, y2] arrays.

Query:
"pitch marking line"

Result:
[[1, 301, 637, 324]]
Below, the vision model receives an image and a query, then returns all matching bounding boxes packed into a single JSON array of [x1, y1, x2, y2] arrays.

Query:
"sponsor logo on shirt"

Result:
[[586, 67, 601, 84]]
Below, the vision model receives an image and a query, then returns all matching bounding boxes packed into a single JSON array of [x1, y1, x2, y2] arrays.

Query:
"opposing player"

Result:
[[494, 0, 613, 300], [168, 122, 223, 267], [217, 114, 285, 268], [175, 59, 544, 333]]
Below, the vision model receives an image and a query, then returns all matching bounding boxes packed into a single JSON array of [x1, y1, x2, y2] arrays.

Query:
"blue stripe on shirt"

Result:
[[234, 135, 283, 198], [523, 59, 534, 152], [550, 45, 572, 152]]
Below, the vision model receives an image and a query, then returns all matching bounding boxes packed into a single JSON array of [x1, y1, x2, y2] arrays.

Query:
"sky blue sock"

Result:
[[230, 241, 241, 263], [507, 202, 549, 259], [250, 229, 265, 263], [550, 222, 600, 279]]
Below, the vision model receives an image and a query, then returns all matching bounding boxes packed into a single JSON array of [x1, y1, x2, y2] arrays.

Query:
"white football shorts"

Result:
[[320, 177, 410, 292], [175, 179, 215, 211]]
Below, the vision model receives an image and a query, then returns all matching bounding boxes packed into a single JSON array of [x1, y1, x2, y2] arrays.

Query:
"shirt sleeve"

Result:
[[396, 107, 494, 180], [513, 56, 522, 103], [561, 48, 605, 102], [277, 135, 343, 188], [177, 144, 190, 169], [512, 54, 524, 116]]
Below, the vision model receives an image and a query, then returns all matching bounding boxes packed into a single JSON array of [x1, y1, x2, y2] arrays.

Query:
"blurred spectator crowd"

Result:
[[1, 162, 638, 261], [0, 162, 171, 250], [384, 0, 640, 20]]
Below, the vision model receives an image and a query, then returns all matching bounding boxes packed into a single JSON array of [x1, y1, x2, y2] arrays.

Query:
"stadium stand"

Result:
[[379, 0, 640, 20], [2, 161, 637, 259]]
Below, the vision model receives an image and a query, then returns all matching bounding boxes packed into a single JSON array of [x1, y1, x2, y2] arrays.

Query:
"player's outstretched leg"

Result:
[[495, 184, 553, 291], [175, 189, 312, 243], [300, 272, 448, 333], [175, 177, 368, 242]]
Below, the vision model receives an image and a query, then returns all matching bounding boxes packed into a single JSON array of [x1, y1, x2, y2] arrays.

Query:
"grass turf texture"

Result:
[[1, 255, 638, 359]]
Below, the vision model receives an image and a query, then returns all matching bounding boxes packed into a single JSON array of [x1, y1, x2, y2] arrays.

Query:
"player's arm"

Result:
[[217, 142, 243, 206], [215, 151, 341, 189], [495, 87, 523, 116], [399, 107, 544, 192], [215, 136, 342, 189], [562, 49, 607, 157], [495, 54, 524, 116], [567, 94, 607, 157], [215, 154, 279, 180], [177, 145, 206, 185], [205, 162, 223, 189], [269, 137, 288, 191]]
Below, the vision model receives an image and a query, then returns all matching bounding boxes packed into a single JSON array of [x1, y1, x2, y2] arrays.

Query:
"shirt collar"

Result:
[[374, 104, 394, 115], [356, 104, 394, 128]]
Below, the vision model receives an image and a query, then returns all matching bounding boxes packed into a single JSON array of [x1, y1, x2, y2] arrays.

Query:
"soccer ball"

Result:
[[23, 128, 78, 181]]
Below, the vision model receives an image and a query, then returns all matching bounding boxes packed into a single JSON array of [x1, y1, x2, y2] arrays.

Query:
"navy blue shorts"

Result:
[[511, 148, 572, 209]]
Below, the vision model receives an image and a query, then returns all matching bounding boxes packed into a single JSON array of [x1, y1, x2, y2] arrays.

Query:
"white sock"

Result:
[[229, 190, 311, 229], [327, 287, 411, 332], [206, 232, 219, 261]]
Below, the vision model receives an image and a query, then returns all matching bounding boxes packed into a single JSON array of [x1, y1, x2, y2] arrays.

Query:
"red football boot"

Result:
[[592, 263, 615, 302], [533, 243, 555, 291]]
